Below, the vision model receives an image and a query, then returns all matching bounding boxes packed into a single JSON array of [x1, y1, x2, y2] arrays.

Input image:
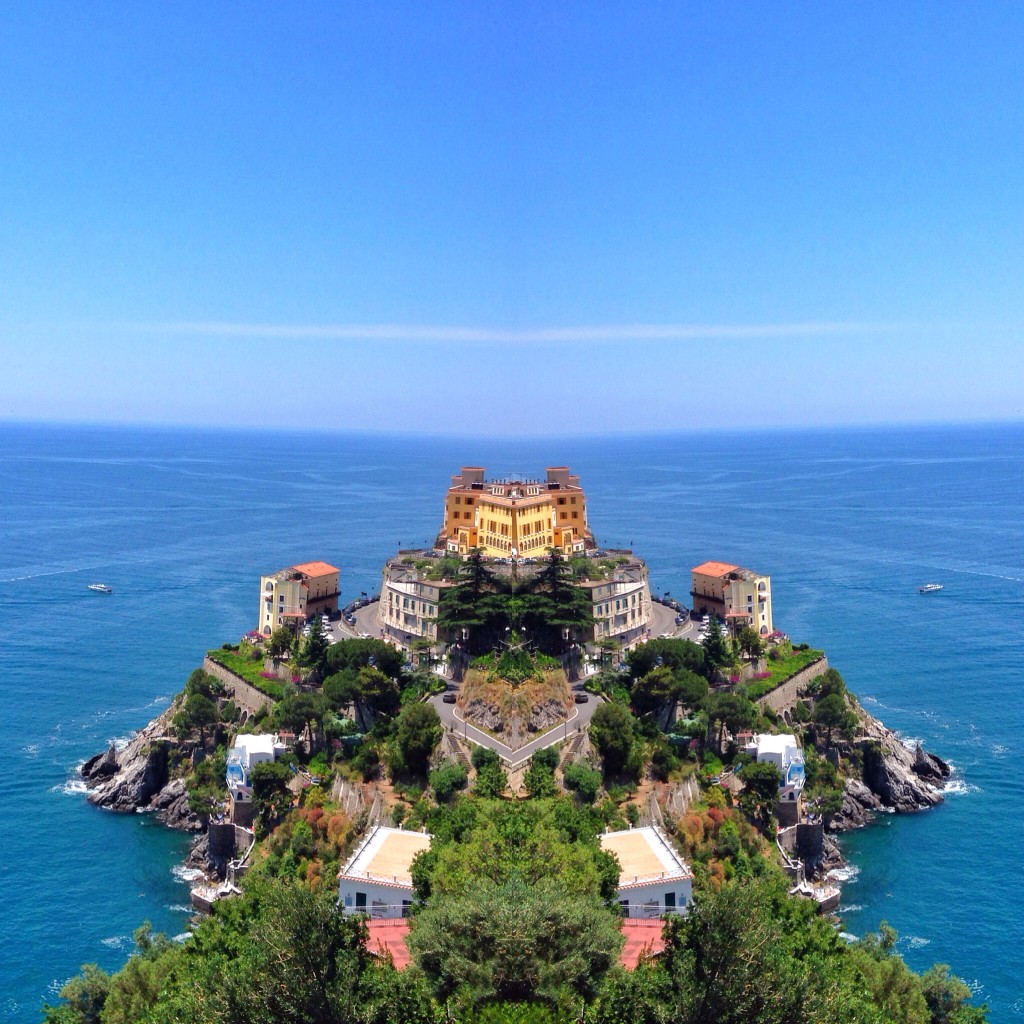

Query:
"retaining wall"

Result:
[[203, 656, 276, 716], [755, 656, 830, 715]]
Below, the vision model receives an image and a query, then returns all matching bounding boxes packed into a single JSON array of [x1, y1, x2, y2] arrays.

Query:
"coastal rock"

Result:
[[82, 744, 119, 781], [913, 745, 950, 786], [82, 703, 201, 829], [152, 778, 203, 831], [827, 779, 884, 832], [848, 702, 948, 814]]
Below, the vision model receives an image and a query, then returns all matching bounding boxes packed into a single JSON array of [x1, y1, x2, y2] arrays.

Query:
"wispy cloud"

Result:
[[127, 320, 903, 343]]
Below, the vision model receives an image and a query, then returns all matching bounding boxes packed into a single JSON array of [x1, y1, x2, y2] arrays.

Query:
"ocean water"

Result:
[[1, 421, 1021, 1020]]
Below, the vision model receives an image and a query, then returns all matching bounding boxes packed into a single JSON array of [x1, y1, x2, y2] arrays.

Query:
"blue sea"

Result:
[[2, 422, 1021, 1020]]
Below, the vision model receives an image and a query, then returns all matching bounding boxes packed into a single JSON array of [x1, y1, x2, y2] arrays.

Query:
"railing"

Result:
[[340, 904, 413, 919], [620, 904, 687, 919]]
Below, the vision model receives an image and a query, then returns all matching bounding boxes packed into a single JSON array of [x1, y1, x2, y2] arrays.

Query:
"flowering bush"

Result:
[[753, 671, 771, 680], [259, 671, 276, 679], [291, 674, 302, 683], [729, 674, 740, 683]]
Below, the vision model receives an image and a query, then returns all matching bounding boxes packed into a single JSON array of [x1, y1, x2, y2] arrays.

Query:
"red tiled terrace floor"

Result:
[[364, 919, 664, 971], [366, 920, 412, 969], [619, 920, 666, 968]]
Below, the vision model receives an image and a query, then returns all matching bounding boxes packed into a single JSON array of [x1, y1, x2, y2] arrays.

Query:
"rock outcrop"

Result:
[[81, 705, 204, 832], [825, 702, 950, 834]]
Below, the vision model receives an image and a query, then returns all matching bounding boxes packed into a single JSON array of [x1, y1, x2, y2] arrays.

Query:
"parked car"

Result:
[[442, 693, 457, 704], [573, 693, 588, 704]]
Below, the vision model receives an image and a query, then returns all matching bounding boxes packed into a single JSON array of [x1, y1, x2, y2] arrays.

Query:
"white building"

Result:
[[745, 733, 806, 801], [337, 825, 432, 918], [599, 825, 693, 918], [225, 733, 286, 804]]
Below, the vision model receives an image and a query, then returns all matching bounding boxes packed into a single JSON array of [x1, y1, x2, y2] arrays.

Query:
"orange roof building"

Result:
[[437, 466, 594, 558], [691, 560, 774, 636], [259, 560, 340, 635]]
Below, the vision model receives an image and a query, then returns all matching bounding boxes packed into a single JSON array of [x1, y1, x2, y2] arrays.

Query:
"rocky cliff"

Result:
[[809, 702, 950, 877], [81, 704, 203, 832], [826, 700, 950, 833]]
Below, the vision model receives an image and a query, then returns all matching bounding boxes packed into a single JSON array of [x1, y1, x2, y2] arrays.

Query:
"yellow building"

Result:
[[259, 560, 340, 635], [690, 561, 773, 636], [438, 466, 593, 557]]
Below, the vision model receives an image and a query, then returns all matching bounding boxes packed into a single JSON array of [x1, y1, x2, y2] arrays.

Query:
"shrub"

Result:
[[430, 761, 469, 803], [563, 762, 602, 804]]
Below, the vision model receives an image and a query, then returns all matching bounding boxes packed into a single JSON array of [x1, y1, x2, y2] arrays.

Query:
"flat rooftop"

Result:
[[599, 826, 691, 889], [338, 826, 432, 888]]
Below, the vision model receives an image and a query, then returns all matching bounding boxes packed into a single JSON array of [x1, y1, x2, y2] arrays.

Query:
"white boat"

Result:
[[88, 583, 113, 593], [918, 583, 943, 594]]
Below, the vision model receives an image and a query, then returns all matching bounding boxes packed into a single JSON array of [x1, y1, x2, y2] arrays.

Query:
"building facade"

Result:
[[259, 560, 340, 635], [581, 556, 654, 649], [438, 466, 594, 557], [337, 825, 432, 918], [599, 825, 693, 918], [377, 559, 453, 647], [744, 733, 806, 803], [690, 561, 773, 636]]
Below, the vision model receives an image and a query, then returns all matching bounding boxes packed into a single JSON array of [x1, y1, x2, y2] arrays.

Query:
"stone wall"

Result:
[[755, 656, 830, 715], [203, 656, 276, 716]]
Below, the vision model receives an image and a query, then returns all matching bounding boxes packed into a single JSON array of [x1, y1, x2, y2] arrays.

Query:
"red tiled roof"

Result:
[[691, 560, 740, 578], [292, 560, 339, 576]]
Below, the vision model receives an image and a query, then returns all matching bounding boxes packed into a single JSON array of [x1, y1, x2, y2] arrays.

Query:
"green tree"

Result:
[[391, 703, 442, 779], [42, 964, 111, 1024], [676, 669, 709, 710], [701, 618, 732, 670], [737, 626, 766, 659], [563, 761, 602, 804], [705, 691, 755, 754], [627, 638, 708, 681], [631, 665, 680, 718], [523, 748, 558, 798], [816, 667, 847, 700], [473, 759, 507, 799], [150, 875, 436, 1024], [266, 626, 293, 658], [98, 925, 178, 1024], [921, 964, 988, 1024], [590, 702, 636, 777], [430, 761, 469, 802], [274, 692, 326, 744], [739, 760, 781, 827], [520, 550, 595, 653], [408, 876, 624, 1007], [344, 666, 401, 729], [172, 692, 219, 744], [813, 693, 857, 746], [437, 550, 508, 653], [298, 617, 331, 674], [324, 638, 405, 679], [250, 759, 293, 834]]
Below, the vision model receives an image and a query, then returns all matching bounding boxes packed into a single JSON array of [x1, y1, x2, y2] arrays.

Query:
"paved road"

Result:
[[326, 595, 702, 767]]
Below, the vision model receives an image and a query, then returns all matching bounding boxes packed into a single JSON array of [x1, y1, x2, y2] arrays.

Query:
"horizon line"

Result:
[[123, 320, 908, 342]]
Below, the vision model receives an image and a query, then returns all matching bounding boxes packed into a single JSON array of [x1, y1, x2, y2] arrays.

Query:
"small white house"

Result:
[[225, 733, 286, 803], [599, 825, 693, 918], [337, 825, 432, 918], [745, 733, 806, 800]]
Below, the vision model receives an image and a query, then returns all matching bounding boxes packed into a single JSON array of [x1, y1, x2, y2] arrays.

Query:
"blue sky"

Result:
[[2, 3, 1023, 434]]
